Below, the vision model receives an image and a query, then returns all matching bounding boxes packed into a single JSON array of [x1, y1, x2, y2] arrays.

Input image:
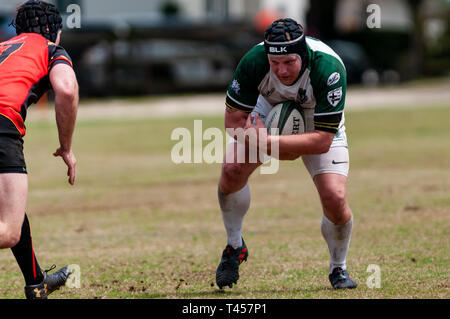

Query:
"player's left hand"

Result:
[[53, 147, 77, 185]]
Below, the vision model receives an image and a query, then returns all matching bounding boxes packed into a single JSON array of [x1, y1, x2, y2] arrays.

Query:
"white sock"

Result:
[[218, 184, 250, 249], [321, 214, 353, 274]]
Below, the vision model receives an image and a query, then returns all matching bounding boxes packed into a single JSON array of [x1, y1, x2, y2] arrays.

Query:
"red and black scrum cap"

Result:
[[12, 0, 63, 43]]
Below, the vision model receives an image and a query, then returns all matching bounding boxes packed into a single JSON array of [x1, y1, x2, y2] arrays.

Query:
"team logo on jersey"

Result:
[[327, 87, 342, 106], [264, 88, 275, 97], [298, 88, 307, 104], [231, 79, 240, 95], [327, 72, 340, 86]]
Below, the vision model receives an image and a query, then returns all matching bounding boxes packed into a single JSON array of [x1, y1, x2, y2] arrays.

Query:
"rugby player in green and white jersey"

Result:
[[216, 18, 357, 290]]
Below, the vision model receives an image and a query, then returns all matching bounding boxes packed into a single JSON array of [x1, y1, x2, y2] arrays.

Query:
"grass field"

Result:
[[0, 101, 449, 299]]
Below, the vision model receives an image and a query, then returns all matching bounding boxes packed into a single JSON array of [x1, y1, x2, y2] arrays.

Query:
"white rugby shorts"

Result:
[[239, 95, 350, 177]]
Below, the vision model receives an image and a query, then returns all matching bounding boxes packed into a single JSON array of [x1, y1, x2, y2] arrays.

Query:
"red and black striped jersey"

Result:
[[0, 33, 73, 137]]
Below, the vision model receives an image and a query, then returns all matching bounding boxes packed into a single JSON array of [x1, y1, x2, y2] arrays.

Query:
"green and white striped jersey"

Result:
[[226, 37, 347, 134]]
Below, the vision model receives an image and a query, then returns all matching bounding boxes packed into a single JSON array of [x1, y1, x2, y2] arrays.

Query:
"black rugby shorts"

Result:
[[0, 134, 27, 174]]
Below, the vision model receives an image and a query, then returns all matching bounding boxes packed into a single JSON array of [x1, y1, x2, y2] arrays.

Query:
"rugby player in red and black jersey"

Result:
[[0, 0, 78, 299]]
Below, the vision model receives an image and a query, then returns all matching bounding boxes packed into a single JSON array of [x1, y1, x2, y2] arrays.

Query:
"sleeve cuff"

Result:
[[314, 112, 342, 133], [225, 94, 254, 113]]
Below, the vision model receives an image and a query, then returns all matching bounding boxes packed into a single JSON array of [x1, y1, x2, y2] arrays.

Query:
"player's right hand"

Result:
[[242, 113, 268, 154], [53, 147, 77, 185]]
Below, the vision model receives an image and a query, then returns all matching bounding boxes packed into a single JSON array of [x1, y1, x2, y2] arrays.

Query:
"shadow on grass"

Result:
[[137, 289, 241, 299], [139, 285, 336, 299]]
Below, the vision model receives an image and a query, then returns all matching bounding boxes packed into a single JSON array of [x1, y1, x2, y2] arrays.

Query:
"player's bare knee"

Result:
[[321, 189, 347, 213], [220, 168, 248, 194], [0, 228, 21, 249], [222, 163, 246, 184]]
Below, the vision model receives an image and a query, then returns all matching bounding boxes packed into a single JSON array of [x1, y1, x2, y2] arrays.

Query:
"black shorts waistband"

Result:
[[0, 166, 27, 174]]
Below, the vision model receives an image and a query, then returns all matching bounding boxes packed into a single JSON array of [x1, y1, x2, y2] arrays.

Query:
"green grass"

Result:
[[0, 103, 449, 299]]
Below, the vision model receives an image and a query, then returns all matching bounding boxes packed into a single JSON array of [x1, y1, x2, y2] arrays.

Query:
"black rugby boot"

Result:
[[329, 267, 357, 289], [216, 238, 248, 289], [24, 265, 72, 299]]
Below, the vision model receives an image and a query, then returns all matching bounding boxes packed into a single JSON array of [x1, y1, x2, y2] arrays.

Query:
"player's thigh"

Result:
[[0, 173, 28, 234], [313, 173, 348, 203], [302, 145, 349, 179], [302, 146, 349, 212], [312, 173, 351, 224], [0, 134, 28, 233]]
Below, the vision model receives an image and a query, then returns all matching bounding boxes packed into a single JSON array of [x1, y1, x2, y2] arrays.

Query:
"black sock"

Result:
[[11, 214, 44, 286]]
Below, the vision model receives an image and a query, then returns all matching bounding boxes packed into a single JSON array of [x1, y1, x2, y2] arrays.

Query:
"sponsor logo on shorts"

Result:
[[332, 160, 348, 164]]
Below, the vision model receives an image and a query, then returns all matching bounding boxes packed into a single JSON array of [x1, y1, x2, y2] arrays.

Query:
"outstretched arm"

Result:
[[49, 63, 79, 185], [270, 129, 335, 160]]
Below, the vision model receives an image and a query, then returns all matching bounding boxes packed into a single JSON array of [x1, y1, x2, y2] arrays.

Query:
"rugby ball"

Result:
[[265, 101, 305, 135]]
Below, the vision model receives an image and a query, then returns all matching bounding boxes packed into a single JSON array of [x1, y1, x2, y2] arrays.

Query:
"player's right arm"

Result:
[[49, 63, 79, 185], [224, 106, 248, 130], [224, 44, 269, 133]]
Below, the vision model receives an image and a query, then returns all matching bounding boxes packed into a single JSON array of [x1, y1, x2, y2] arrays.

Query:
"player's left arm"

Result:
[[248, 60, 346, 160], [246, 114, 334, 160], [49, 62, 79, 185]]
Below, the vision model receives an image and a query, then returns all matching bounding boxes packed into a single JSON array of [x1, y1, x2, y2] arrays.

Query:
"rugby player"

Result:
[[216, 18, 357, 290], [0, 0, 78, 298]]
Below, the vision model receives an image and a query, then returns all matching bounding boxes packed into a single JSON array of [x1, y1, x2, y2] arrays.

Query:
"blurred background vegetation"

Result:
[[0, 0, 449, 97]]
